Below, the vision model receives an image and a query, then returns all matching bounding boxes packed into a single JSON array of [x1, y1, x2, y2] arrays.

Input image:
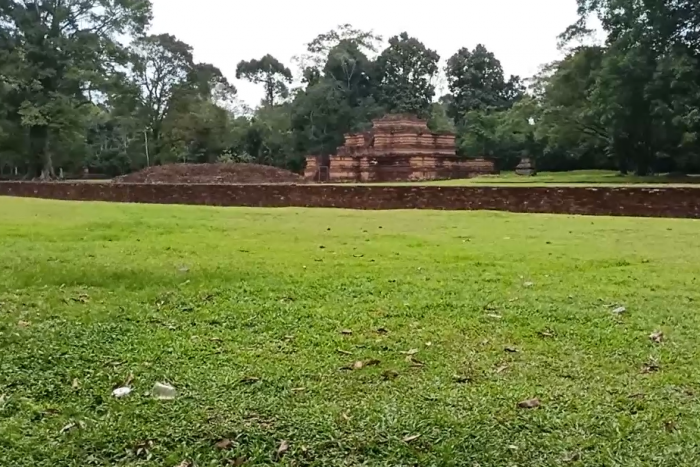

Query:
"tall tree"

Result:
[[446, 44, 523, 122], [0, 0, 152, 178], [129, 33, 194, 161], [236, 55, 293, 107], [375, 32, 440, 117]]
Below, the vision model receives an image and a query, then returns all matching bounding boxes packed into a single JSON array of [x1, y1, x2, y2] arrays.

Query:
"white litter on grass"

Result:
[[613, 306, 627, 315], [152, 382, 177, 400], [112, 387, 132, 398]]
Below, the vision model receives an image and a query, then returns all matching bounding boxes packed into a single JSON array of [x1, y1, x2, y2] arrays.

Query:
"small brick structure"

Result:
[[2, 182, 700, 219], [305, 114, 497, 182], [515, 157, 537, 176]]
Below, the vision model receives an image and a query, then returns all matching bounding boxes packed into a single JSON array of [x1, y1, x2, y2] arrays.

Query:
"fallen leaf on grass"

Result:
[[123, 373, 134, 387], [453, 375, 470, 384], [612, 306, 627, 315], [405, 355, 425, 367], [487, 314, 503, 320], [215, 438, 233, 450], [175, 461, 191, 467], [563, 452, 581, 463], [17, 320, 31, 328], [209, 337, 223, 343], [376, 327, 389, 335], [352, 361, 364, 370], [518, 398, 541, 409], [71, 378, 80, 390], [240, 376, 261, 384], [628, 392, 646, 399], [382, 370, 399, 380], [340, 329, 353, 335], [401, 349, 419, 356], [650, 331, 664, 343], [134, 440, 154, 457], [641, 358, 661, 374], [523, 282, 534, 288], [276, 440, 289, 458], [365, 359, 381, 367], [341, 412, 352, 421], [227, 457, 247, 466], [495, 364, 509, 374], [504, 347, 519, 353], [403, 434, 421, 443], [538, 330, 555, 338]]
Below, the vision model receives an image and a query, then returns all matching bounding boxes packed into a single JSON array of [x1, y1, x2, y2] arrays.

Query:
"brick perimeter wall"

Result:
[[1, 182, 700, 219]]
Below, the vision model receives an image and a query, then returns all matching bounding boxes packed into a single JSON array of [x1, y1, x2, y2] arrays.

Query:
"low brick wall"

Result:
[[1, 182, 700, 219]]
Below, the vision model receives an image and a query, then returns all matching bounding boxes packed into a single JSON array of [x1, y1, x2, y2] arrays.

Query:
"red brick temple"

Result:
[[305, 114, 496, 182]]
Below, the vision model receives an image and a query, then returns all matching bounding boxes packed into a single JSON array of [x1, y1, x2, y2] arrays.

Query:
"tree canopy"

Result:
[[2, 8, 700, 179]]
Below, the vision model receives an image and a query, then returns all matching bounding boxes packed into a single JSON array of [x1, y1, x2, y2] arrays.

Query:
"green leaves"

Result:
[[375, 32, 440, 117]]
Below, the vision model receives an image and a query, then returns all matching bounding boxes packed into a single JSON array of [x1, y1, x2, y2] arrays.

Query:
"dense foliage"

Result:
[[1, 1, 699, 177]]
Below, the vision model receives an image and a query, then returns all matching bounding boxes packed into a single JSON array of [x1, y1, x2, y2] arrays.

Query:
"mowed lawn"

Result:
[[2, 198, 700, 466]]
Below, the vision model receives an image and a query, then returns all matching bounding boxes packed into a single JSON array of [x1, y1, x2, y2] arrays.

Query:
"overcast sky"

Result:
[[150, 0, 582, 107]]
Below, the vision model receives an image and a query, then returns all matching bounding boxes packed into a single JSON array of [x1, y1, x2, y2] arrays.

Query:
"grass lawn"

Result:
[[2, 198, 700, 466], [409, 170, 700, 187]]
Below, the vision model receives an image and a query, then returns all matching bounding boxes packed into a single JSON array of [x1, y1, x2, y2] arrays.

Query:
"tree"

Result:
[[446, 44, 523, 122], [375, 32, 440, 117], [295, 24, 382, 84], [0, 0, 152, 178], [236, 55, 293, 107]]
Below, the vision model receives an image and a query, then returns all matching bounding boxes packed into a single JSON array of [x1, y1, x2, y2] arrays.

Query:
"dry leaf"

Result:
[[641, 358, 661, 374], [628, 392, 646, 399], [518, 398, 541, 409], [504, 347, 519, 353], [426, 342, 433, 347], [17, 320, 31, 328], [276, 440, 289, 457], [403, 434, 421, 443], [365, 359, 381, 367], [495, 364, 509, 374], [538, 330, 555, 338], [215, 438, 233, 450], [523, 282, 534, 288], [382, 370, 399, 380], [376, 327, 389, 335], [340, 329, 353, 335], [563, 452, 581, 463], [650, 331, 664, 343], [124, 373, 134, 387], [402, 349, 419, 356], [453, 375, 470, 384], [487, 314, 503, 320], [405, 355, 425, 367], [134, 440, 154, 457], [240, 376, 260, 384], [227, 457, 246, 466], [612, 306, 627, 315], [71, 378, 80, 390], [60, 422, 76, 434], [175, 461, 191, 467], [341, 412, 351, 421], [352, 361, 364, 370]]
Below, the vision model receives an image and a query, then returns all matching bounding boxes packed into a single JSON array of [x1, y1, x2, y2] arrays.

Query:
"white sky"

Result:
[[151, 0, 582, 107]]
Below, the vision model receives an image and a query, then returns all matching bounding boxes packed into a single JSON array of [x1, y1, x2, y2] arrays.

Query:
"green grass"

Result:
[[373, 170, 700, 187], [2, 197, 700, 466]]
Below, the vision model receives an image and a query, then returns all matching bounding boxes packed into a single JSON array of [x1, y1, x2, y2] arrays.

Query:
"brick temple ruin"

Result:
[[305, 114, 496, 182]]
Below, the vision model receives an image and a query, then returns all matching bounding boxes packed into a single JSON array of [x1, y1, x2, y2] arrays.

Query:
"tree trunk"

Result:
[[29, 125, 55, 179]]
